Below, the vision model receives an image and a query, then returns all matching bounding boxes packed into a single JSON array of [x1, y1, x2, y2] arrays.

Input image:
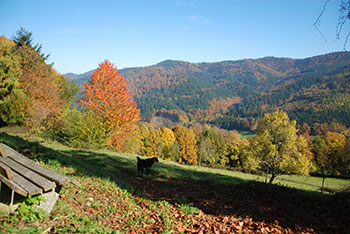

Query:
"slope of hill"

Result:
[[65, 52, 350, 129], [1, 132, 349, 233]]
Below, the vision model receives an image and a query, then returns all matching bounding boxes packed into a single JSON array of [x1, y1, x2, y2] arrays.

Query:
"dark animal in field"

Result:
[[137, 156, 159, 177]]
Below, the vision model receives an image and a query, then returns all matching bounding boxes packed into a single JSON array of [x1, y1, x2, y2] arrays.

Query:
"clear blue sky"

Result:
[[0, 0, 347, 74]]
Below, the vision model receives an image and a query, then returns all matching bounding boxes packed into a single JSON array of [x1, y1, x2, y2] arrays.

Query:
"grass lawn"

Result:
[[238, 130, 255, 138], [0, 131, 349, 233]]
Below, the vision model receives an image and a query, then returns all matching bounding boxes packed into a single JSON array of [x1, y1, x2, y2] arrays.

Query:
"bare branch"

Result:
[[315, 0, 350, 50], [314, 0, 331, 42], [336, 0, 350, 39]]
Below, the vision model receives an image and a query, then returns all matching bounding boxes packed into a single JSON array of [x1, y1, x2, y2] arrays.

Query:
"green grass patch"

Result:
[[238, 130, 255, 138]]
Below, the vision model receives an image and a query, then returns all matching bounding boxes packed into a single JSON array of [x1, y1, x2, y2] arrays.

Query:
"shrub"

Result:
[[45, 109, 110, 149]]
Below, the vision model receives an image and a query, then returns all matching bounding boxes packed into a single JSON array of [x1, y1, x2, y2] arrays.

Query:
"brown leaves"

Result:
[[52, 175, 324, 234]]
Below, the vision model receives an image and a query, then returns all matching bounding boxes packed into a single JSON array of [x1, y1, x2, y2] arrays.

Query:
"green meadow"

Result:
[[0, 131, 349, 233]]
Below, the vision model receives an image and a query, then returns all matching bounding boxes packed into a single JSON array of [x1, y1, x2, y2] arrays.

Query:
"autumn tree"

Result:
[[313, 132, 348, 191], [313, 136, 330, 191], [5, 27, 78, 130], [250, 110, 315, 183], [15, 44, 66, 129], [198, 138, 216, 166], [324, 131, 347, 175], [0, 35, 27, 126], [1, 29, 78, 131], [173, 126, 197, 165], [77, 60, 140, 149], [143, 129, 161, 157], [199, 126, 227, 165], [234, 138, 259, 169], [158, 127, 176, 160], [122, 125, 143, 154], [138, 123, 151, 154], [60, 108, 110, 148], [159, 127, 176, 147]]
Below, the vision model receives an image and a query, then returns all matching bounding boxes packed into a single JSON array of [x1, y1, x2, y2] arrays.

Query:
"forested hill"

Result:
[[66, 52, 350, 130]]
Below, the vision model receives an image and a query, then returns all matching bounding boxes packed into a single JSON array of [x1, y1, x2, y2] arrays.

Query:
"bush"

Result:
[[44, 109, 110, 149]]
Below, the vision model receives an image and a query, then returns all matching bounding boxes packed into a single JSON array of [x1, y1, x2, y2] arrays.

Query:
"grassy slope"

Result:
[[0, 131, 349, 233]]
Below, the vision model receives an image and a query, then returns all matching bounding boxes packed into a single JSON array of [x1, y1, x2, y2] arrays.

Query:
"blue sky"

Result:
[[0, 0, 347, 74]]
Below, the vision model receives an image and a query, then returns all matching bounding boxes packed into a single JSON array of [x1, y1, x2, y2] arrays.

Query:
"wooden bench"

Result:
[[0, 143, 79, 213]]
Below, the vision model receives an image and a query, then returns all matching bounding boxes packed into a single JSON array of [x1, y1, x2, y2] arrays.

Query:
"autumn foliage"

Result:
[[173, 126, 197, 164], [249, 110, 315, 183], [77, 60, 140, 149], [1, 32, 77, 129], [16, 45, 67, 128]]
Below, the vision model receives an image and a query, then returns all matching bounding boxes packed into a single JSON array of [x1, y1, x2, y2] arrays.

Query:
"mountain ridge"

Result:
[[65, 51, 350, 129]]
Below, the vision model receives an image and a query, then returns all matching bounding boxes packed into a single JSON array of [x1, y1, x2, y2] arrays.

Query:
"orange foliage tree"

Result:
[[77, 60, 140, 149]]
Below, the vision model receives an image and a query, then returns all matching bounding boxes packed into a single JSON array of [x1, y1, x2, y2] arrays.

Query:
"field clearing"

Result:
[[238, 130, 255, 138], [36, 138, 350, 193]]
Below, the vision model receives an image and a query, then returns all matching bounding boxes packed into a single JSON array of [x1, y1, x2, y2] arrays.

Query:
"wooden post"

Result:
[[0, 145, 8, 158], [10, 190, 14, 206]]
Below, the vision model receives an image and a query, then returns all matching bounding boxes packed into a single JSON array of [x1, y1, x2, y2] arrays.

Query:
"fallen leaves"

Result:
[[44, 176, 337, 234], [3, 156, 348, 234]]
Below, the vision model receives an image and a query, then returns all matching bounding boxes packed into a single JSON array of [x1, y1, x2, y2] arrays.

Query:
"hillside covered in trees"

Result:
[[66, 52, 350, 131], [2, 28, 348, 179]]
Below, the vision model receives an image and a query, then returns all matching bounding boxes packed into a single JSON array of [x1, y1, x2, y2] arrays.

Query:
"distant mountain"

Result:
[[64, 70, 95, 85], [65, 52, 350, 129]]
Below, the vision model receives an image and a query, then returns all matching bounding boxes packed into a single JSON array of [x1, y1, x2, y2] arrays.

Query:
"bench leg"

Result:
[[10, 190, 14, 206]]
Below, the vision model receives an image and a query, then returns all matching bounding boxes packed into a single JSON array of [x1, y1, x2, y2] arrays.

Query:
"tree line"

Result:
[[0, 28, 78, 130]]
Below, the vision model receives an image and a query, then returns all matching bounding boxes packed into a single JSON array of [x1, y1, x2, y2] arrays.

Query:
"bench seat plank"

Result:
[[0, 143, 79, 187], [1, 144, 72, 185], [9, 152, 71, 185], [0, 157, 55, 192], [10, 170, 42, 195], [0, 174, 27, 197]]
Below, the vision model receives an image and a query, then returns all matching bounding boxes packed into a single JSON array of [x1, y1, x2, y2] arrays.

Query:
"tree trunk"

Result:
[[265, 166, 269, 183], [321, 172, 326, 194], [269, 173, 276, 184]]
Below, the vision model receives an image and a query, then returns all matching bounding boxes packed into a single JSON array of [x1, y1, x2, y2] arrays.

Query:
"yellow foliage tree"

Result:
[[324, 131, 347, 175], [158, 127, 176, 160], [159, 127, 176, 147], [173, 126, 197, 165], [143, 129, 161, 157], [250, 110, 315, 183]]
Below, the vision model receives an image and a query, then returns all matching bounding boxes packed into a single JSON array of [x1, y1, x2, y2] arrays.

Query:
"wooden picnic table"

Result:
[[0, 143, 79, 207]]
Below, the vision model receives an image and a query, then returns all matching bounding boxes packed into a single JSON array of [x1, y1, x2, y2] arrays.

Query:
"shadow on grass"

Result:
[[1, 132, 349, 233]]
